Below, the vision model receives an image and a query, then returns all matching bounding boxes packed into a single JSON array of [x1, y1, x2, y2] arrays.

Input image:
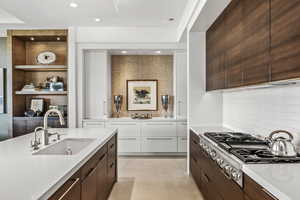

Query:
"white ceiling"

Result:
[[0, 0, 190, 28], [0, 8, 23, 24]]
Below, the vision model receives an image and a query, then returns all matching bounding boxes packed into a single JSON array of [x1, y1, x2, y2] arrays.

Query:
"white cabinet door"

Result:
[[141, 122, 177, 137], [176, 122, 187, 137], [83, 121, 105, 128], [178, 136, 187, 152], [106, 122, 140, 137], [175, 52, 187, 118], [141, 137, 177, 152], [118, 137, 140, 153]]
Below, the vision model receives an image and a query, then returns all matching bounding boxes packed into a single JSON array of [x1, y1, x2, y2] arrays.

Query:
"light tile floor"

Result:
[[108, 157, 204, 200]]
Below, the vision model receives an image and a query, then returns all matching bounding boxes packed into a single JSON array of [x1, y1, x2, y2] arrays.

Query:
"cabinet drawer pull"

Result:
[[58, 178, 80, 200], [110, 143, 115, 148], [120, 138, 137, 141], [145, 123, 174, 126], [220, 169, 231, 180], [110, 123, 136, 126], [84, 167, 95, 179], [146, 138, 173, 141], [262, 188, 277, 200], [99, 153, 106, 161], [110, 162, 114, 168], [192, 139, 198, 145], [202, 173, 210, 183]]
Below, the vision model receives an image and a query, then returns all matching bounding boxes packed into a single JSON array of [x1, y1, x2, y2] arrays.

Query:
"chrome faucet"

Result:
[[38, 109, 65, 146]]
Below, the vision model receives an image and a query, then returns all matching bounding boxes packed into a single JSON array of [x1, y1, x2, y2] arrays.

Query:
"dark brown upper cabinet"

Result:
[[206, 12, 226, 91], [206, 0, 300, 91], [270, 0, 300, 81], [224, 0, 244, 88], [242, 0, 270, 85]]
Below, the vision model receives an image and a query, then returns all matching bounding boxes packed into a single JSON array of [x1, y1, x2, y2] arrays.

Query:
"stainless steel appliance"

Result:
[[113, 95, 122, 118], [199, 133, 243, 187], [200, 131, 300, 188], [0, 68, 6, 114]]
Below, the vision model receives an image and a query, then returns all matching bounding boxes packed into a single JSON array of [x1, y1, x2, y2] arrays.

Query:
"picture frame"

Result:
[[127, 80, 158, 111], [30, 98, 44, 113]]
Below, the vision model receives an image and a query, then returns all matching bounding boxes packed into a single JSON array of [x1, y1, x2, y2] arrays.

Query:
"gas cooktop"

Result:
[[204, 132, 300, 164]]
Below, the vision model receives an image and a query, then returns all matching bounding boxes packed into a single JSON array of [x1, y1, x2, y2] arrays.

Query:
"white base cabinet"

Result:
[[83, 119, 187, 154], [142, 137, 177, 152]]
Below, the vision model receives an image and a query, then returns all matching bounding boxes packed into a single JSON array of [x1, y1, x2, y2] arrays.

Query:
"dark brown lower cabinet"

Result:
[[190, 130, 277, 200], [244, 175, 278, 200], [49, 134, 117, 200]]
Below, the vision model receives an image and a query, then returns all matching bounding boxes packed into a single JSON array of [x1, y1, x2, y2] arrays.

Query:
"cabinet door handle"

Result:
[[202, 173, 210, 183], [220, 169, 231, 180], [262, 188, 278, 200], [120, 138, 137, 141], [110, 162, 114, 168], [110, 143, 115, 148], [110, 123, 136, 126], [145, 123, 174, 126], [58, 178, 80, 200], [99, 153, 106, 161], [146, 138, 173, 141]]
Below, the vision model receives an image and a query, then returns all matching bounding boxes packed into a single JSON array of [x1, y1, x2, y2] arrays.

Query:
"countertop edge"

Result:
[[242, 165, 291, 200]]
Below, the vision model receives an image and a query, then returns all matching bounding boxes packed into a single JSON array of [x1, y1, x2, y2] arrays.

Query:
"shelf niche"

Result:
[[9, 29, 69, 137]]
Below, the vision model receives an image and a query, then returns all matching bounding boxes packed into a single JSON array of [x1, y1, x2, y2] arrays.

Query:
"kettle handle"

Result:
[[269, 130, 294, 141]]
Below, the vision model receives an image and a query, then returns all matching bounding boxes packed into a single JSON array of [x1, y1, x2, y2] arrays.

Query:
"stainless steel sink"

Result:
[[33, 138, 96, 155]]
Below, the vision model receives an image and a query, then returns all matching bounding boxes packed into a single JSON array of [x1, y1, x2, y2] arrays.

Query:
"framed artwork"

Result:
[[127, 80, 158, 111], [30, 98, 44, 113]]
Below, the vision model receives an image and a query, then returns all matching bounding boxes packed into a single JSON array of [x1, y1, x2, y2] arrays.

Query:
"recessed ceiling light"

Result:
[[94, 18, 101, 22], [69, 2, 78, 8], [168, 18, 175, 21], [121, 51, 127, 54], [155, 50, 161, 54], [30, 37, 34, 41], [56, 37, 61, 41]]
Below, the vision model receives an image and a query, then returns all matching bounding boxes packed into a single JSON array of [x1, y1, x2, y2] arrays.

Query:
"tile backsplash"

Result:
[[223, 84, 300, 146]]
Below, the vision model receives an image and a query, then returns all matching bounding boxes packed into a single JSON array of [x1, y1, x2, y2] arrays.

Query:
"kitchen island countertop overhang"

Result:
[[0, 127, 117, 200]]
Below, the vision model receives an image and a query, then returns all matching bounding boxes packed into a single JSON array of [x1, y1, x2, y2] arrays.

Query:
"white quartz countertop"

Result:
[[0, 128, 117, 200], [190, 126, 300, 200], [83, 117, 187, 122], [243, 164, 300, 200]]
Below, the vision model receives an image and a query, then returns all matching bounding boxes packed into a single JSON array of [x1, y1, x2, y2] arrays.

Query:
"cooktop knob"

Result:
[[232, 171, 241, 181], [216, 158, 224, 166], [225, 165, 233, 173], [210, 150, 216, 157]]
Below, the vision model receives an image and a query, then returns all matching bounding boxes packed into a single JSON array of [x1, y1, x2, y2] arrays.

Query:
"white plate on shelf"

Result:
[[37, 51, 56, 64]]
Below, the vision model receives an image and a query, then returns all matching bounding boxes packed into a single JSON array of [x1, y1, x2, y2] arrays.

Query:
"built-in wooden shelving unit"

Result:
[[8, 29, 69, 137]]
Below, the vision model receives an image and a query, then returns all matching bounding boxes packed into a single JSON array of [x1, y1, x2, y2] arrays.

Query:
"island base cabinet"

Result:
[[48, 172, 81, 200], [48, 133, 117, 200], [81, 167, 98, 200]]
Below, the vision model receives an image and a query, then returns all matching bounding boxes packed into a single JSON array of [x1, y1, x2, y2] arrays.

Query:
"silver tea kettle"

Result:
[[268, 130, 297, 157]]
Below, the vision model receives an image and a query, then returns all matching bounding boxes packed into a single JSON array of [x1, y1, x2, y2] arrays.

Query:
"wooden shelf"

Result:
[[15, 90, 68, 95], [14, 65, 67, 71]]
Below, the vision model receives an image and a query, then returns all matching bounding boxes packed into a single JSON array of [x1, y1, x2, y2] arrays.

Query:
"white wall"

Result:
[[223, 85, 300, 146], [76, 27, 178, 43], [188, 32, 223, 126]]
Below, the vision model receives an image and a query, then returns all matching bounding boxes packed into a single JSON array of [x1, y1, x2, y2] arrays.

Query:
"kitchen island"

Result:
[[0, 128, 117, 200]]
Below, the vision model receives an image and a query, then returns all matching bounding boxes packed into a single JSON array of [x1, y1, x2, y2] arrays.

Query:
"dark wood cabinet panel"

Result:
[[49, 172, 81, 200], [244, 175, 278, 200], [242, 0, 270, 85], [270, 0, 300, 81], [97, 153, 109, 200], [81, 167, 98, 200], [224, 0, 244, 88]]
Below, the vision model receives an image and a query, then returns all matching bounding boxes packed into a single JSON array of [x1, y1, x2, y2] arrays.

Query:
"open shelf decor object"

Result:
[[127, 80, 158, 111]]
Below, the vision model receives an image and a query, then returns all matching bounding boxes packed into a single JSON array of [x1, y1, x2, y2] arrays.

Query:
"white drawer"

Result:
[[118, 137, 141, 153], [176, 122, 187, 137], [141, 137, 177, 152], [178, 136, 187, 152], [83, 121, 105, 128], [141, 122, 177, 137], [106, 122, 140, 137]]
